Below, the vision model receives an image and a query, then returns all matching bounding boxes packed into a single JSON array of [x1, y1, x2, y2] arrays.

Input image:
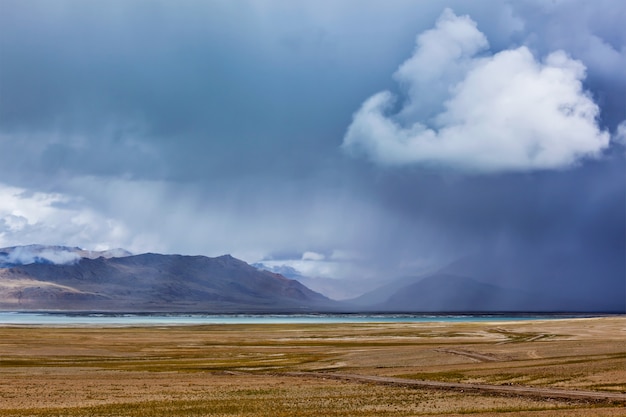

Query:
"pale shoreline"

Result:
[[0, 310, 619, 327]]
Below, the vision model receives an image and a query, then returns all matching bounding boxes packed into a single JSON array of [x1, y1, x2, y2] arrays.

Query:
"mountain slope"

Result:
[[346, 275, 421, 307], [371, 274, 569, 312], [0, 252, 338, 312], [349, 249, 624, 312], [438, 251, 625, 312]]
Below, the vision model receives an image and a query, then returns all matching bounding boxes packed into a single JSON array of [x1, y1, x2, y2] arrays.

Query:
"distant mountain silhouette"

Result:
[[438, 251, 625, 312], [349, 251, 625, 313], [0, 249, 338, 312], [367, 274, 568, 312]]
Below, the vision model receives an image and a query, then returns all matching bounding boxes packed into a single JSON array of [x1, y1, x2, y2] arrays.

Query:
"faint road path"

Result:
[[284, 372, 626, 404], [434, 348, 500, 362]]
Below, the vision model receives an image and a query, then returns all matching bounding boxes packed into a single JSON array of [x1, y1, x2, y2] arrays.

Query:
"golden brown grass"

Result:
[[0, 317, 624, 416]]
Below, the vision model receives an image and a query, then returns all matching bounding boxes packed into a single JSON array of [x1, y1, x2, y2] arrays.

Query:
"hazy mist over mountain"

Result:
[[0, 1, 624, 312]]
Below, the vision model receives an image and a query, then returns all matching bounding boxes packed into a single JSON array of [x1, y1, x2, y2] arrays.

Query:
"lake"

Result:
[[0, 311, 599, 326]]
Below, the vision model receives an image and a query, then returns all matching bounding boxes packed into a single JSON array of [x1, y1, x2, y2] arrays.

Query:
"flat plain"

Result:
[[0, 317, 624, 416]]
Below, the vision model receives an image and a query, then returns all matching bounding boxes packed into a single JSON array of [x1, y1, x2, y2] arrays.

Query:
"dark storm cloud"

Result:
[[0, 0, 419, 183], [0, 1, 284, 179], [369, 154, 624, 251], [0, 1, 623, 303]]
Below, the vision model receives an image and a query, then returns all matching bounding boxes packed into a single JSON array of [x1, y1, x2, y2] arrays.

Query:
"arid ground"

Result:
[[0, 317, 624, 416]]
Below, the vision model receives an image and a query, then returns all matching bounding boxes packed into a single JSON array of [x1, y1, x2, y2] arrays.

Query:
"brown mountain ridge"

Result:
[[0, 252, 338, 312]]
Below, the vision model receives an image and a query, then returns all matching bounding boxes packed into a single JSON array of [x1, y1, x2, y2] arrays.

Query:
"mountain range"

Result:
[[0, 246, 337, 312], [0, 245, 623, 313]]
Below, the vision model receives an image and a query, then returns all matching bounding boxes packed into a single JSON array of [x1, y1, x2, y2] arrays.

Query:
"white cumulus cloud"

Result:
[[342, 8, 610, 173]]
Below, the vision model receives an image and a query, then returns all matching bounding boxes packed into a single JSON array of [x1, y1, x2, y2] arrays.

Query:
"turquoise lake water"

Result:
[[0, 312, 600, 325]]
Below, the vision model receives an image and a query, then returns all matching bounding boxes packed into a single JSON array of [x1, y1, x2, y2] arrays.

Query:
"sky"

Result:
[[0, 0, 624, 299]]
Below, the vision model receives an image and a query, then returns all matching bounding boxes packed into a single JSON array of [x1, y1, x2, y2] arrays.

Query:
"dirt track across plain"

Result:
[[285, 371, 626, 404]]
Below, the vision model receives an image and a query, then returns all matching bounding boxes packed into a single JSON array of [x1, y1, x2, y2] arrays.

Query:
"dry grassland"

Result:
[[0, 317, 624, 416]]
